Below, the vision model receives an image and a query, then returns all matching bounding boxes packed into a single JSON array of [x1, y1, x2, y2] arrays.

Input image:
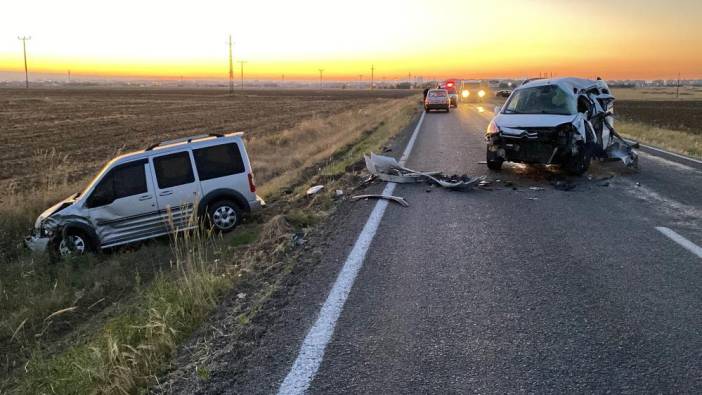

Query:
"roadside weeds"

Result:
[[0, 96, 418, 393]]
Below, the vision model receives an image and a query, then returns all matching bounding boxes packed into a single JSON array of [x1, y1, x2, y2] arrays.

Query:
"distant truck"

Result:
[[459, 80, 490, 102]]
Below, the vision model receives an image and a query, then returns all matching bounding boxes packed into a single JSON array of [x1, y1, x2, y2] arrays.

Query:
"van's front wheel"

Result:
[[207, 200, 241, 233]]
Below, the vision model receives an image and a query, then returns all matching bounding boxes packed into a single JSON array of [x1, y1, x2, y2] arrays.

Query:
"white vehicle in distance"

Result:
[[424, 89, 451, 113], [485, 77, 638, 175], [25, 133, 265, 257]]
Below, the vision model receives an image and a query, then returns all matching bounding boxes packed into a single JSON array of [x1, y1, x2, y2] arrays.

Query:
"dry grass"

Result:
[[613, 87, 702, 101], [0, 92, 419, 393], [617, 120, 702, 159], [250, 96, 416, 197]]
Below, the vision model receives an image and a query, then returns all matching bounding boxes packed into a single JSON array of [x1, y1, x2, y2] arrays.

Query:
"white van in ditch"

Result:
[[25, 133, 265, 257]]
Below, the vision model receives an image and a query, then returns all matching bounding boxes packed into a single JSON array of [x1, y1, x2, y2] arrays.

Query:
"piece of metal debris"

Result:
[[335, 189, 344, 197], [528, 186, 545, 191], [306, 185, 324, 196], [237, 293, 247, 299], [351, 194, 409, 207], [527, 197, 539, 200], [364, 153, 483, 190]]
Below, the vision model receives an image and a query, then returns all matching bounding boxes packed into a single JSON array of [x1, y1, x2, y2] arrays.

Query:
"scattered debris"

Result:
[[477, 161, 487, 164], [351, 194, 409, 207], [527, 197, 539, 201], [528, 186, 545, 191], [551, 180, 576, 191], [382, 145, 392, 153], [237, 293, 247, 299], [636, 182, 641, 187], [335, 189, 344, 197], [305, 185, 324, 196], [364, 153, 483, 190]]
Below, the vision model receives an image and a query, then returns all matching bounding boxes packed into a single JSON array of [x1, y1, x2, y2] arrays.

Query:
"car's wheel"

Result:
[[424, 107, 430, 113], [53, 229, 94, 260], [206, 200, 241, 233], [564, 144, 591, 175], [486, 147, 503, 170]]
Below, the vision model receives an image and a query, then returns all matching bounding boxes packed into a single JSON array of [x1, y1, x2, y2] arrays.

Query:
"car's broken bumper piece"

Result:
[[25, 232, 50, 253], [364, 153, 483, 190]]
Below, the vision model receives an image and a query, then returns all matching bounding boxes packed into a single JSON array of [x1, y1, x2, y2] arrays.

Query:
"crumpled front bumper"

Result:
[[25, 231, 50, 253]]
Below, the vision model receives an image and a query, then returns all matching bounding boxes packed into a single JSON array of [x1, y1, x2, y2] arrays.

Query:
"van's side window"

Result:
[[193, 143, 245, 181], [87, 160, 147, 208], [154, 152, 195, 188]]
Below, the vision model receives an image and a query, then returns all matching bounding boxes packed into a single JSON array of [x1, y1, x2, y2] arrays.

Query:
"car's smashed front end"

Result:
[[24, 195, 78, 253], [486, 115, 584, 165]]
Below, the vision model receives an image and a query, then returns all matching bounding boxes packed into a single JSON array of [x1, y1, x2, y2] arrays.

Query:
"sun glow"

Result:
[[0, 0, 701, 80]]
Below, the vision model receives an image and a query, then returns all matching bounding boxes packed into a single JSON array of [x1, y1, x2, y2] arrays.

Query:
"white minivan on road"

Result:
[[26, 133, 265, 257]]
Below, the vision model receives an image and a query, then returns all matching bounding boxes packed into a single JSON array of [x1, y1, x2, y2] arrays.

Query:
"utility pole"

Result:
[[228, 35, 234, 94], [676, 72, 680, 99], [18, 36, 31, 89], [370, 64, 375, 90], [237, 60, 247, 89], [68, 70, 71, 84], [318, 69, 324, 89]]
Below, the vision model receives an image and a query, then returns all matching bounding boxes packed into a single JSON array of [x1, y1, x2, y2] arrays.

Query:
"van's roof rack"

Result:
[[145, 133, 224, 151]]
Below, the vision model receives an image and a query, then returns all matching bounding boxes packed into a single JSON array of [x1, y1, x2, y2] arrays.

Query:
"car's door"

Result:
[[151, 150, 202, 232], [84, 159, 161, 247]]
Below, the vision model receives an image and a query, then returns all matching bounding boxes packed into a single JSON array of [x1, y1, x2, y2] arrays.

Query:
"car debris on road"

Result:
[[350, 194, 409, 207], [364, 153, 484, 190], [306, 185, 324, 196]]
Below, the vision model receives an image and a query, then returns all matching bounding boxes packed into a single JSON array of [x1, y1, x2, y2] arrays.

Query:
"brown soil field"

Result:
[[0, 88, 415, 195], [615, 100, 702, 134]]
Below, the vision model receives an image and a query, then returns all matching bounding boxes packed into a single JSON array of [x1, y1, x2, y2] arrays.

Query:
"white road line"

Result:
[[277, 111, 426, 395], [655, 227, 702, 259]]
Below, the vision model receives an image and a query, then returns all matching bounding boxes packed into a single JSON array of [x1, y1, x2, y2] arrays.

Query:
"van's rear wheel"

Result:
[[207, 200, 241, 233]]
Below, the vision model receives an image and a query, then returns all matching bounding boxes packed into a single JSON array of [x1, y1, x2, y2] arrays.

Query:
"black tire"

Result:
[[445, 107, 450, 113], [563, 144, 591, 175], [424, 107, 430, 113], [50, 229, 95, 261], [486, 147, 503, 170], [206, 200, 241, 233]]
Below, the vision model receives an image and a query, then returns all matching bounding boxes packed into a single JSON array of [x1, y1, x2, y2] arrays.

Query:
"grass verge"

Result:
[[1, 97, 419, 393], [617, 120, 702, 159]]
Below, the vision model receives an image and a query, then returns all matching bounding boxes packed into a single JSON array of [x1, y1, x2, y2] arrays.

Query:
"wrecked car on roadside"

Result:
[[26, 133, 264, 259], [485, 77, 638, 175]]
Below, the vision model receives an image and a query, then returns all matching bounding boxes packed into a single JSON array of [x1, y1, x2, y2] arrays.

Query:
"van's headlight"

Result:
[[462, 90, 469, 98], [478, 90, 486, 98]]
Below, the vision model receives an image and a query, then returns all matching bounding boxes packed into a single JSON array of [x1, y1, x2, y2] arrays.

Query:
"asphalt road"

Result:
[[208, 102, 702, 394]]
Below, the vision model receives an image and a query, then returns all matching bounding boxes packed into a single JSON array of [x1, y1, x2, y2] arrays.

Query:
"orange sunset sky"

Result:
[[1, 0, 701, 81]]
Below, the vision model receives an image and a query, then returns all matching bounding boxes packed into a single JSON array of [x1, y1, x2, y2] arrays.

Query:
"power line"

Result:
[[228, 35, 234, 94], [318, 69, 324, 89], [17, 36, 31, 89], [237, 60, 248, 89]]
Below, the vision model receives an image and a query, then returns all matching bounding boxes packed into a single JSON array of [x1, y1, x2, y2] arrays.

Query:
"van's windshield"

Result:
[[502, 85, 576, 115]]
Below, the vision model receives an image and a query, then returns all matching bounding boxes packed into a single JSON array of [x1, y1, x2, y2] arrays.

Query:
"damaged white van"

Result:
[[26, 133, 265, 257], [486, 77, 637, 175]]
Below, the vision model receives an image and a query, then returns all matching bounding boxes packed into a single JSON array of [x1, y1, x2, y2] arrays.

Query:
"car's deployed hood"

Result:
[[495, 113, 576, 129], [34, 195, 77, 229]]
